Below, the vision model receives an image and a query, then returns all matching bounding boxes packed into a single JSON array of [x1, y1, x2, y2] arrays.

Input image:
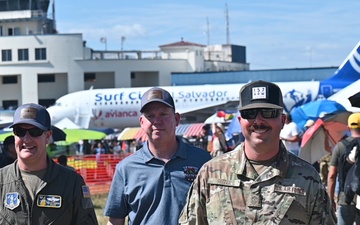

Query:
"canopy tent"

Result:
[[54, 118, 81, 129], [117, 123, 205, 141], [118, 127, 141, 141], [178, 123, 205, 137]]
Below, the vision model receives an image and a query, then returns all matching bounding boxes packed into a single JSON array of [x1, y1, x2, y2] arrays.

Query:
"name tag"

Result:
[[272, 184, 306, 195], [208, 178, 241, 187], [37, 195, 62, 208]]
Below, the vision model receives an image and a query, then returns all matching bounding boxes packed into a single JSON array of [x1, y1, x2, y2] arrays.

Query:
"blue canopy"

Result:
[[291, 99, 347, 131]]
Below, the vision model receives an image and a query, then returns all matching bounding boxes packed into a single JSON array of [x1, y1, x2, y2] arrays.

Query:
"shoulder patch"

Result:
[[5, 192, 20, 210], [82, 185, 91, 198]]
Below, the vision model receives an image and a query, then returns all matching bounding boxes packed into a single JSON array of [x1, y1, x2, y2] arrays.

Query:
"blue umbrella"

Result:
[[291, 99, 347, 131]]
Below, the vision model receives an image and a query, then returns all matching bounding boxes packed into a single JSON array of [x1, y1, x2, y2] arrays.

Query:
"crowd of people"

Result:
[[1, 80, 360, 224]]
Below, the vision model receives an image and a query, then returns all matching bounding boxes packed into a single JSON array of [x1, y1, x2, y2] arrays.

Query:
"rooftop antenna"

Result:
[[206, 17, 210, 46], [100, 37, 107, 50], [52, 0, 57, 33], [225, 3, 230, 45]]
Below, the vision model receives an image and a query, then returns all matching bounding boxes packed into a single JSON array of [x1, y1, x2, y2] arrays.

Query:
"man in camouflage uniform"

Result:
[[179, 80, 336, 224]]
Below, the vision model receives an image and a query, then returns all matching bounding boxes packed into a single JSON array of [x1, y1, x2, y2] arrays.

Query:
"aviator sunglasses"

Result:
[[240, 108, 281, 119], [13, 127, 45, 137]]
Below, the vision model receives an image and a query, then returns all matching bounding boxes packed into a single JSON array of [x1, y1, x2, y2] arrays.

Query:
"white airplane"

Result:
[[47, 42, 360, 129], [328, 79, 360, 113]]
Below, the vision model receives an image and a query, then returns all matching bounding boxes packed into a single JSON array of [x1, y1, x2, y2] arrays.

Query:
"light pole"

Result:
[[121, 36, 126, 59]]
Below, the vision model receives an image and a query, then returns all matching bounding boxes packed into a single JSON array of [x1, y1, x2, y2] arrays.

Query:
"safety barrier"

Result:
[[65, 154, 130, 194]]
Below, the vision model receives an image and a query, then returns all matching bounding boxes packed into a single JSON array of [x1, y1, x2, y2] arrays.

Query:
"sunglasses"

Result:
[[13, 127, 45, 137], [240, 108, 281, 119]]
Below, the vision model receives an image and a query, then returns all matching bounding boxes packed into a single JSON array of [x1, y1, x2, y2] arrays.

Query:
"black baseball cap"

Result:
[[9, 103, 51, 131], [239, 80, 284, 110], [140, 87, 175, 112]]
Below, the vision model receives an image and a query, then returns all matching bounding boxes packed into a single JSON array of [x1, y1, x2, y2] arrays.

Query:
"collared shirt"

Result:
[[179, 142, 336, 225], [104, 137, 211, 225]]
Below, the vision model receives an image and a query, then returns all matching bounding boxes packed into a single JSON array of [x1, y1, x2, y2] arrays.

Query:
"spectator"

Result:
[[211, 123, 228, 157], [179, 80, 336, 224], [104, 87, 211, 225], [345, 113, 360, 224], [0, 103, 98, 224], [93, 141, 107, 155], [195, 124, 212, 151], [280, 113, 301, 156], [328, 112, 360, 224], [109, 139, 125, 157], [0, 135, 16, 168]]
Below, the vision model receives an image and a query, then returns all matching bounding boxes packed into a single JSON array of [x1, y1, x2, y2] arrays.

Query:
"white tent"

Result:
[[54, 118, 81, 129]]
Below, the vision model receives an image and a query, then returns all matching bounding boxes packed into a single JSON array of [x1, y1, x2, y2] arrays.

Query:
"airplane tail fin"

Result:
[[327, 41, 360, 82]]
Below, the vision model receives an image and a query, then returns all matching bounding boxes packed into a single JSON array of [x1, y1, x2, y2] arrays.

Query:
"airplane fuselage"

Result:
[[47, 81, 324, 129], [38, 41, 360, 129]]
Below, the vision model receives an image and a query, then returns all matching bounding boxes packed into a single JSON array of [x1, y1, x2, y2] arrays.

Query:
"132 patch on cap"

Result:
[[252, 87, 267, 99]]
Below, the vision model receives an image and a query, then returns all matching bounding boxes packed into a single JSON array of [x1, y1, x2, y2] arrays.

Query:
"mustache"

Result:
[[252, 124, 271, 130]]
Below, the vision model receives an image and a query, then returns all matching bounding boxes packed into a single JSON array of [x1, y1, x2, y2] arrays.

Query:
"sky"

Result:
[[54, 0, 360, 70]]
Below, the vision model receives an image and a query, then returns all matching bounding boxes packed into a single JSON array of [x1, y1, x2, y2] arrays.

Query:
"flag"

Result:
[[225, 111, 241, 140]]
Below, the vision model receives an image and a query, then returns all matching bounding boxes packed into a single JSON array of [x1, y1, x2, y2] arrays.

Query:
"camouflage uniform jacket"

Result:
[[179, 142, 336, 225]]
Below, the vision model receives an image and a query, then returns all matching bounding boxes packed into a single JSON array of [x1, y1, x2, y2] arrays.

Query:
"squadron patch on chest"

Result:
[[183, 166, 199, 182], [5, 192, 20, 210]]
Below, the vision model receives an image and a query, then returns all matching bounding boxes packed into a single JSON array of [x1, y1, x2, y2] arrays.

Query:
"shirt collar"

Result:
[[235, 141, 290, 179], [141, 136, 187, 163]]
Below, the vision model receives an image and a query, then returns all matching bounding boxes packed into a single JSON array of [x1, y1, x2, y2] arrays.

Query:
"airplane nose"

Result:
[[47, 107, 59, 123]]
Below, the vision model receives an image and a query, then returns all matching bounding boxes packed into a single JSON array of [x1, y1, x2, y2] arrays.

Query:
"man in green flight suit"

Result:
[[0, 103, 98, 225]]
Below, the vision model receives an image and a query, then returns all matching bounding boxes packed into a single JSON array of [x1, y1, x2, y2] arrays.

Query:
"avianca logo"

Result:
[[104, 110, 138, 118]]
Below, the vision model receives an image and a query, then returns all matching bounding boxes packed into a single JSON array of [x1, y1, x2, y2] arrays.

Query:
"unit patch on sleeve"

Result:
[[82, 185, 91, 198]]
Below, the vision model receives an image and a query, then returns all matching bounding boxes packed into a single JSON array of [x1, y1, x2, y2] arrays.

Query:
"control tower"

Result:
[[0, 0, 56, 36]]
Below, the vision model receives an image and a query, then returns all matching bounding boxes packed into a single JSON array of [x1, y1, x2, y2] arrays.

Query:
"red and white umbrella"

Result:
[[299, 111, 351, 164]]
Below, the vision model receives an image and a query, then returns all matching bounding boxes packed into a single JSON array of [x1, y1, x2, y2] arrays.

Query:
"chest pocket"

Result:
[[207, 178, 240, 225], [264, 184, 308, 224], [207, 179, 308, 225]]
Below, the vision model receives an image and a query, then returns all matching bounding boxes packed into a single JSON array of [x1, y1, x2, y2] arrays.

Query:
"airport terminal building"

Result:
[[0, 0, 337, 110]]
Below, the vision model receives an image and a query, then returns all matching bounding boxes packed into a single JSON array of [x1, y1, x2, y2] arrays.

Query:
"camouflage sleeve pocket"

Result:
[[207, 178, 239, 224]]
